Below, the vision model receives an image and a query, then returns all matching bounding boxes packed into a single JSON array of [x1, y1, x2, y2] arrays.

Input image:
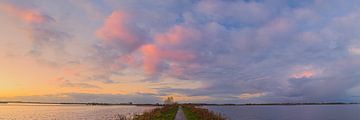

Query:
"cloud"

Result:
[[96, 11, 145, 52], [140, 44, 162, 75], [291, 71, 314, 78], [0, 2, 54, 24], [140, 0, 360, 103], [238, 92, 268, 100], [0, 1, 70, 63], [196, 0, 270, 25], [349, 47, 360, 56], [60, 80, 101, 89], [140, 44, 196, 75], [155, 25, 200, 45], [2, 0, 360, 103]]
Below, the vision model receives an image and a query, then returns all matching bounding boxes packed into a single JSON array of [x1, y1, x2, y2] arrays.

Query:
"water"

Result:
[[2, 103, 359, 120], [206, 104, 360, 120], [0, 103, 156, 120]]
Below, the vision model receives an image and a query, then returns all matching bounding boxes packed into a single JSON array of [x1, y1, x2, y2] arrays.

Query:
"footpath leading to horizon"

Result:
[[175, 106, 187, 120]]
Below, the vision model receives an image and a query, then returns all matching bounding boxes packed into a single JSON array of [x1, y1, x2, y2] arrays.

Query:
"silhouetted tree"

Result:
[[164, 96, 174, 105]]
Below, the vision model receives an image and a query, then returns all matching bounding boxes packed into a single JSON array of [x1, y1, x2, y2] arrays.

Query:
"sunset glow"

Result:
[[0, 0, 360, 104]]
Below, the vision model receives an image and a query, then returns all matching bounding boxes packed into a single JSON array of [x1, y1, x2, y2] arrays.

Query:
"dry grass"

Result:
[[183, 105, 226, 120], [133, 104, 178, 120]]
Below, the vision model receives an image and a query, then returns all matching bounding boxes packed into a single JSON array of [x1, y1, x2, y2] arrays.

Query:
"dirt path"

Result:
[[174, 106, 187, 120]]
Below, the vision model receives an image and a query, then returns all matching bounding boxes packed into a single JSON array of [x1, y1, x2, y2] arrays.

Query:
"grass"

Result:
[[133, 104, 178, 120], [183, 105, 226, 120], [110, 104, 226, 120]]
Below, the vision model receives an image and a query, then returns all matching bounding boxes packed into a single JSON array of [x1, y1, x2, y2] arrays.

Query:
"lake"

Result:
[[0, 103, 156, 120], [206, 104, 360, 120], [1, 103, 359, 120]]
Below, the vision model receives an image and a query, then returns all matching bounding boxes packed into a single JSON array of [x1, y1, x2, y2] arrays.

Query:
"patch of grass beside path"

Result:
[[133, 104, 178, 120], [182, 105, 226, 120]]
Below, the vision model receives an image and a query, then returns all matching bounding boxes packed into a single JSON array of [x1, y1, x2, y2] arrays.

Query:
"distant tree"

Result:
[[164, 96, 174, 105]]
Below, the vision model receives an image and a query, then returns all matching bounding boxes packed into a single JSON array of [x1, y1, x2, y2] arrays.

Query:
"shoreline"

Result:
[[1, 101, 359, 106]]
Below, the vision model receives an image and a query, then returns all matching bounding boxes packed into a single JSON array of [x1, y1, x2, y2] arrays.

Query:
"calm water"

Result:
[[0, 103, 156, 120], [206, 104, 360, 120]]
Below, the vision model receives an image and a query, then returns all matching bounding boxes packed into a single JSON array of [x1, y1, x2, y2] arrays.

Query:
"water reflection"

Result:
[[0, 103, 156, 120], [207, 104, 360, 120]]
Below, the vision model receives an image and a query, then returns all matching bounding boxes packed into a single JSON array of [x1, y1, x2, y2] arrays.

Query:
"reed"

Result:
[[182, 104, 226, 120], [133, 104, 178, 120], [112, 114, 132, 120]]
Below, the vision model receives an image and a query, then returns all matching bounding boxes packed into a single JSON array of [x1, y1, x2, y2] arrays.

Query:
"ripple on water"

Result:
[[0, 103, 157, 120]]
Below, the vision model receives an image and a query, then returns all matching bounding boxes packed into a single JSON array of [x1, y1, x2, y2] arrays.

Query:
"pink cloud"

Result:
[[291, 70, 316, 79], [155, 25, 200, 45], [96, 11, 143, 51], [140, 44, 162, 75], [0, 3, 53, 24], [138, 25, 200, 75], [140, 44, 196, 75]]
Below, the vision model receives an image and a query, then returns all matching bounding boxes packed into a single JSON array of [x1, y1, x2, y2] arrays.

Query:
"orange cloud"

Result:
[[238, 92, 267, 100], [291, 70, 315, 78], [0, 3, 52, 24], [97, 11, 143, 51], [155, 25, 200, 45]]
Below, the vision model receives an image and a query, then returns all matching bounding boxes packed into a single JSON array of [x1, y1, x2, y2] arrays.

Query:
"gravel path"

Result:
[[174, 106, 187, 120]]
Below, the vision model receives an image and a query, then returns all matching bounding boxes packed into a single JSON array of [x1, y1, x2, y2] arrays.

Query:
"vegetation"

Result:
[[2, 101, 359, 106], [111, 114, 132, 120], [181, 102, 360, 106], [133, 104, 178, 120], [164, 96, 175, 105], [182, 104, 226, 120]]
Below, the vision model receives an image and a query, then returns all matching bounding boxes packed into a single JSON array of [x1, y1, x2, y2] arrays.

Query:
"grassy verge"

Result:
[[133, 104, 178, 120], [183, 105, 226, 120]]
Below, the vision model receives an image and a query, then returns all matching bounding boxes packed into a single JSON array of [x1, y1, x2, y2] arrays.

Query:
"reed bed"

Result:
[[133, 104, 178, 120], [182, 105, 226, 120]]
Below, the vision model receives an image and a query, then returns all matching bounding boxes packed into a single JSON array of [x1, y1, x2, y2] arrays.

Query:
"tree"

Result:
[[164, 96, 174, 105]]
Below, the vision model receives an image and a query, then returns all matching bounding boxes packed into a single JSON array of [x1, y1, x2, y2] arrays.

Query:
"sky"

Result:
[[0, 0, 359, 104]]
